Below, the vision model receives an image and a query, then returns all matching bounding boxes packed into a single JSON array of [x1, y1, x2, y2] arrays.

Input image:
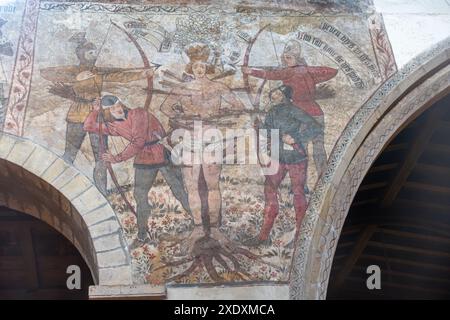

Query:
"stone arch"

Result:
[[290, 37, 450, 299], [0, 132, 133, 286]]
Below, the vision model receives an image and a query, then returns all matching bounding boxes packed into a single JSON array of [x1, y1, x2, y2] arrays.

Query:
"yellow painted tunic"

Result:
[[40, 65, 145, 123]]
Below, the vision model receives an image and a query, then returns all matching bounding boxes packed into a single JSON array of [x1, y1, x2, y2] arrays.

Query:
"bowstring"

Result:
[[269, 26, 281, 93], [94, 21, 131, 160], [270, 26, 280, 67], [93, 21, 112, 67], [91, 23, 125, 197]]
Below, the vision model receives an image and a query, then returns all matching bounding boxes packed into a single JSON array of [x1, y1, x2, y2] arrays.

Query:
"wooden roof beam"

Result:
[[334, 224, 377, 288], [380, 105, 448, 208]]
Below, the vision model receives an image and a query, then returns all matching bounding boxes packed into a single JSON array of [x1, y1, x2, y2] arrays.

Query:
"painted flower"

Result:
[[131, 250, 141, 259]]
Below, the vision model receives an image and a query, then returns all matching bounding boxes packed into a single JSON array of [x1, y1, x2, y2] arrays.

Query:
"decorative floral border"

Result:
[[368, 13, 397, 80], [3, 0, 40, 136], [39, 0, 374, 17]]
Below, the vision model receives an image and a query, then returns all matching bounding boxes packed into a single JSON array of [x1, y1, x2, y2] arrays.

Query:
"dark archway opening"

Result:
[[0, 206, 94, 299], [327, 93, 450, 299]]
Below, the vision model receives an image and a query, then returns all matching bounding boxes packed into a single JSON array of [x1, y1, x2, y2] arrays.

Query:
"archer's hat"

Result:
[[283, 40, 302, 57], [69, 32, 96, 50], [101, 94, 120, 108]]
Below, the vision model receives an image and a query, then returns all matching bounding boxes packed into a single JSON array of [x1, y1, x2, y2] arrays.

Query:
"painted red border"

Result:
[[3, 0, 40, 136]]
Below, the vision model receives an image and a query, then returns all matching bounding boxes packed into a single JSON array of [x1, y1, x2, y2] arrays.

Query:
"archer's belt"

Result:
[[144, 140, 160, 147]]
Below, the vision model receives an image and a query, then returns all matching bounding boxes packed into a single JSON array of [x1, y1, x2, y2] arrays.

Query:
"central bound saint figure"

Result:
[[161, 43, 245, 252]]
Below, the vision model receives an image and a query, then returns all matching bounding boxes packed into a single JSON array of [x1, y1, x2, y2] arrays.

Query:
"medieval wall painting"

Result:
[[5, 0, 396, 285]]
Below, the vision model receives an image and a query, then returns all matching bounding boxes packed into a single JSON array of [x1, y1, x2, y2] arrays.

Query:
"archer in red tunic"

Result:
[[84, 95, 190, 242], [242, 40, 337, 178]]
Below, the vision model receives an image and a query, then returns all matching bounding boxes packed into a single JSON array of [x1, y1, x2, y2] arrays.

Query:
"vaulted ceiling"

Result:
[[0, 207, 93, 299], [327, 93, 450, 299]]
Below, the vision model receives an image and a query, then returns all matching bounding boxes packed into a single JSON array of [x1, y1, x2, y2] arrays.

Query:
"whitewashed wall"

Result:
[[374, 0, 450, 67]]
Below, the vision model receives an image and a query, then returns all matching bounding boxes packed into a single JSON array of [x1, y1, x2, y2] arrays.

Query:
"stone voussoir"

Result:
[[5, 139, 36, 166], [59, 173, 93, 200], [71, 184, 109, 215], [83, 204, 116, 226], [90, 219, 121, 239], [94, 233, 123, 252], [0, 134, 17, 159], [97, 266, 133, 286], [40, 158, 71, 183], [21, 145, 59, 177], [97, 248, 128, 268]]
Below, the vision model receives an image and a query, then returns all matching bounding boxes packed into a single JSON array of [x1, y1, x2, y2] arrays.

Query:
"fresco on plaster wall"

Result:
[[7, 0, 396, 284]]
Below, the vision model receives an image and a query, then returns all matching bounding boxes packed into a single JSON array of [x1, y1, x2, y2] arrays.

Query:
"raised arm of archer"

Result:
[[103, 68, 152, 83], [307, 66, 338, 84], [40, 66, 80, 83], [246, 66, 295, 81]]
